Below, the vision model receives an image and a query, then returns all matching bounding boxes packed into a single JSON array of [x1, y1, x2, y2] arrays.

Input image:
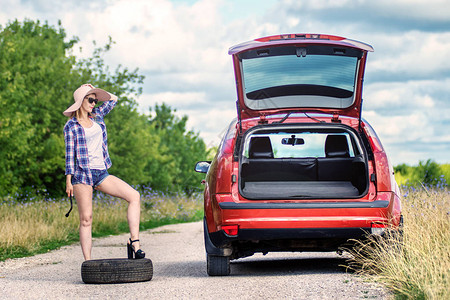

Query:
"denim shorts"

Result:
[[72, 169, 109, 188]]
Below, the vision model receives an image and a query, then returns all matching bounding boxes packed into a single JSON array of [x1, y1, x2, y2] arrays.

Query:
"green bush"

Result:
[[0, 19, 208, 198], [394, 160, 449, 187]]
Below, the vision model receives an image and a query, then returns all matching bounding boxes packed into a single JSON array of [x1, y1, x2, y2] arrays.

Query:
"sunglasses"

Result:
[[86, 97, 98, 105]]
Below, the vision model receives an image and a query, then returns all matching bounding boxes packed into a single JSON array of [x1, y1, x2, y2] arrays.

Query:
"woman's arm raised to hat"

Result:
[[108, 92, 118, 102], [95, 96, 118, 117], [93, 91, 117, 117]]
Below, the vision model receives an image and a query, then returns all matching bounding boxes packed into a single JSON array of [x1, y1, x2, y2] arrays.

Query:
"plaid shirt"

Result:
[[64, 100, 117, 185]]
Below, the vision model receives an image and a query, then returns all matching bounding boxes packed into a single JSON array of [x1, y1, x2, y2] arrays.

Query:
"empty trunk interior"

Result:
[[239, 126, 369, 199]]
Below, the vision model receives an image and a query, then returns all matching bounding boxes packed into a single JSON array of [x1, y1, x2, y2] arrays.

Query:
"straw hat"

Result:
[[63, 84, 111, 117]]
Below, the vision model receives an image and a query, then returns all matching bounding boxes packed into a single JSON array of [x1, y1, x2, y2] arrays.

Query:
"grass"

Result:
[[0, 187, 203, 261], [3, 168, 449, 298], [346, 185, 450, 299]]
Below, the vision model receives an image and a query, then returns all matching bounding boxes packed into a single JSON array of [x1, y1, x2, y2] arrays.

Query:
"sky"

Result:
[[1, 0, 449, 165]]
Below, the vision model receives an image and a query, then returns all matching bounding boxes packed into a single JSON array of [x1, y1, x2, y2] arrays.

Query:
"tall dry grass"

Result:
[[0, 199, 79, 258], [347, 186, 450, 299], [0, 188, 203, 260]]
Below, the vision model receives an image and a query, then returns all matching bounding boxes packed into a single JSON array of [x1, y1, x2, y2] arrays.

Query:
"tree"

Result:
[[0, 20, 78, 197], [149, 103, 207, 194], [0, 19, 208, 198], [414, 159, 441, 186]]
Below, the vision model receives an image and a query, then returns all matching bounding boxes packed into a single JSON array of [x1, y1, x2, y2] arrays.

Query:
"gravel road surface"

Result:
[[0, 221, 389, 299]]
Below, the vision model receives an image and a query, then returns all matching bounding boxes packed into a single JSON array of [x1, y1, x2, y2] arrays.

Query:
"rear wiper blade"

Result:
[[274, 111, 325, 124], [274, 112, 293, 124], [304, 112, 325, 123]]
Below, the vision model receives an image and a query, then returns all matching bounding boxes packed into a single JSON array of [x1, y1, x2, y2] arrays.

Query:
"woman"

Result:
[[63, 83, 145, 261]]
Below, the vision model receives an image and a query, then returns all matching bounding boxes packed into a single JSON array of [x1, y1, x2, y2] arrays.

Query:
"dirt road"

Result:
[[0, 221, 389, 299]]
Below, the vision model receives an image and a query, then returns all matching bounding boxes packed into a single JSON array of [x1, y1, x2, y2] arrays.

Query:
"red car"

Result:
[[195, 34, 402, 276]]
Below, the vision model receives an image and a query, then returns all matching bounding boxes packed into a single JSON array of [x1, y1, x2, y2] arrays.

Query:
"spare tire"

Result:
[[81, 258, 153, 284]]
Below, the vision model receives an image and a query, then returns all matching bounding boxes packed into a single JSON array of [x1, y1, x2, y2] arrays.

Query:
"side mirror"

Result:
[[195, 161, 211, 173]]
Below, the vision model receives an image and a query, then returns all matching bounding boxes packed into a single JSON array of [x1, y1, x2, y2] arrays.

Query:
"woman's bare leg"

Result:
[[96, 175, 142, 251], [73, 184, 93, 260]]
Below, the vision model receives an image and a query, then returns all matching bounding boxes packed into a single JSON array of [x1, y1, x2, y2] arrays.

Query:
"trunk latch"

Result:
[[259, 114, 268, 124], [331, 113, 341, 123]]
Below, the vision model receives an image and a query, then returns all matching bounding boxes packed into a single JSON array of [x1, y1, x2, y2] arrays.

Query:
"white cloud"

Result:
[[363, 110, 436, 164], [364, 80, 441, 111], [371, 0, 450, 21], [139, 91, 207, 110], [367, 32, 450, 77], [364, 111, 432, 142], [95, 0, 230, 73], [278, 0, 450, 22], [362, 77, 449, 164]]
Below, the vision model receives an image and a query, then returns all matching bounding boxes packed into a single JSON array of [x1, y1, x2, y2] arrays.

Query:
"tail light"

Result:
[[222, 225, 239, 236]]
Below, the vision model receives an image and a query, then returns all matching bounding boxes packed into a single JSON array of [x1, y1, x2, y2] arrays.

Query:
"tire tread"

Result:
[[81, 258, 153, 284], [207, 254, 230, 276]]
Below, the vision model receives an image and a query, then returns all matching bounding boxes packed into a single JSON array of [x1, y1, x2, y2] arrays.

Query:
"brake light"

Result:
[[255, 34, 345, 42], [222, 225, 239, 236], [221, 121, 237, 154]]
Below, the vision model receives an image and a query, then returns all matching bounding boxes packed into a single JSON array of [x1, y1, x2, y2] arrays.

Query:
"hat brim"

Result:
[[63, 101, 83, 117], [63, 87, 111, 117], [87, 88, 111, 102]]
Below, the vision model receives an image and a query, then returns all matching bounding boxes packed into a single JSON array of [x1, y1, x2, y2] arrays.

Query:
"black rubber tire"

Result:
[[81, 258, 153, 284], [207, 254, 230, 276]]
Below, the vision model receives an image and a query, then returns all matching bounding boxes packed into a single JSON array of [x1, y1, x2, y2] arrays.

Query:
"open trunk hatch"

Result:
[[230, 34, 374, 121]]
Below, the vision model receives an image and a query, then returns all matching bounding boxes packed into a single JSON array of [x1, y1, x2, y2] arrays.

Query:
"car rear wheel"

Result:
[[207, 254, 230, 276]]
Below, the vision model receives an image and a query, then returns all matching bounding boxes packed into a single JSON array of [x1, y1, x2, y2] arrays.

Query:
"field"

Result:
[[0, 187, 203, 261], [347, 185, 449, 299], [1, 169, 449, 299]]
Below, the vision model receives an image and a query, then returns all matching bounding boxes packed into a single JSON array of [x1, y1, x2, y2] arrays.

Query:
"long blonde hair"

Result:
[[69, 109, 95, 120]]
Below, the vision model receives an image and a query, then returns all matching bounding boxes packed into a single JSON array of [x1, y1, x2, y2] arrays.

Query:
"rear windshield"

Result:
[[243, 55, 358, 97]]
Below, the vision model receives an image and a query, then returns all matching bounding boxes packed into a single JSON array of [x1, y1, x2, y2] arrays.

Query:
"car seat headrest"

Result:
[[325, 135, 350, 158], [249, 137, 274, 159]]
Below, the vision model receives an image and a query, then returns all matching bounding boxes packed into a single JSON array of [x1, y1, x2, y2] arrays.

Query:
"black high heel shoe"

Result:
[[127, 238, 145, 259]]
